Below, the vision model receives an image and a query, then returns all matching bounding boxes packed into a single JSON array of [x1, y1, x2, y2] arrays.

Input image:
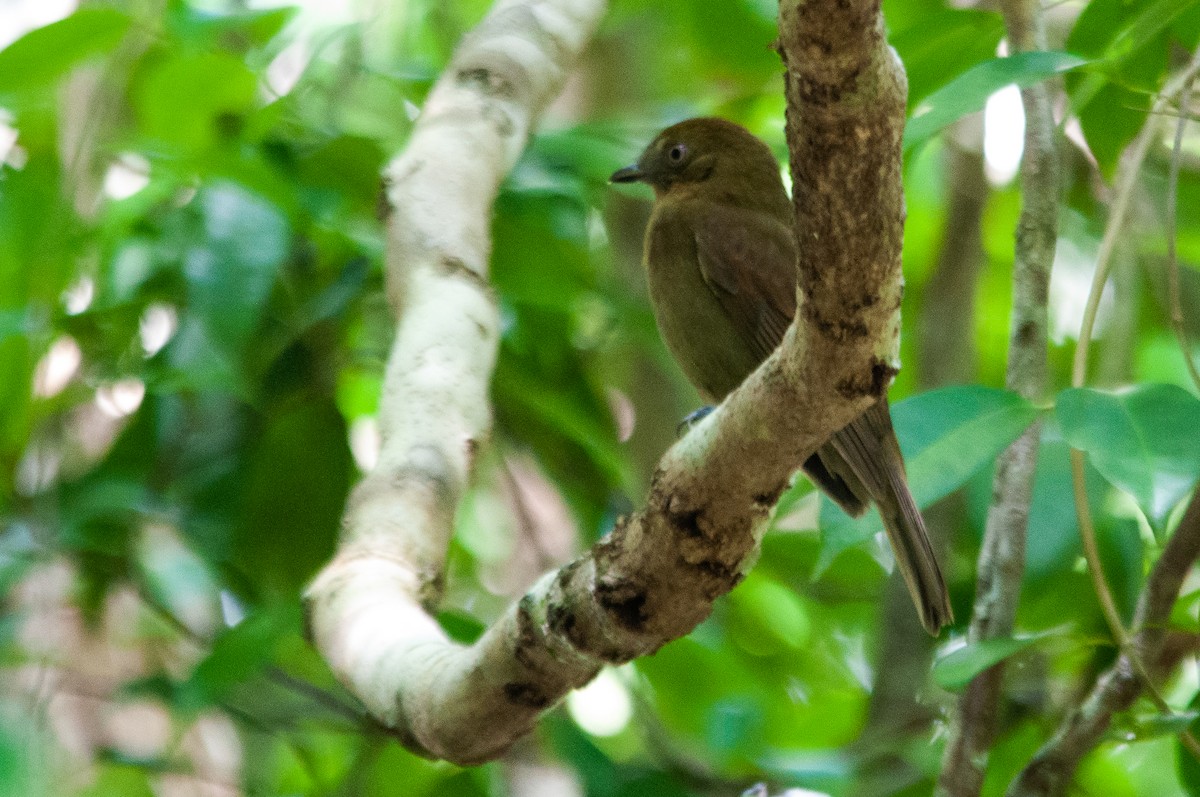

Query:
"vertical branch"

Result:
[[778, 0, 908, 378], [936, 0, 1059, 793]]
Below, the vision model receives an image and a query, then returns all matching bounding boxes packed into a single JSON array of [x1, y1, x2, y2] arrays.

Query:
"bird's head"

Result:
[[610, 117, 785, 205]]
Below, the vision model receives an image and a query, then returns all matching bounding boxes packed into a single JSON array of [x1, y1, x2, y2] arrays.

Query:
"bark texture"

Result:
[[307, 0, 908, 765]]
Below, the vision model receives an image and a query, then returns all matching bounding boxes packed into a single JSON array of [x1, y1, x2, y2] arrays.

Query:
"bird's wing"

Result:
[[692, 204, 797, 362], [692, 204, 868, 513]]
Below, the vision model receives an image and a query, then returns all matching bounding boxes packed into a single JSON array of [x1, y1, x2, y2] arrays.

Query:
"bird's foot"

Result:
[[677, 405, 715, 436]]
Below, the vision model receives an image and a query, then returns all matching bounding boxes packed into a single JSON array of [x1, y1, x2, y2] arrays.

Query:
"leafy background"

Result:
[[1, 0, 1199, 795]]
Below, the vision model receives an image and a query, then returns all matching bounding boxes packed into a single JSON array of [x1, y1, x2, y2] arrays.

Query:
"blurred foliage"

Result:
[[0, 0, 1199, 796]]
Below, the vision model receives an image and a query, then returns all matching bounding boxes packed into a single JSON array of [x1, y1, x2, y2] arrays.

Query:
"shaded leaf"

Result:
[[184, 181, 290, 354], [933, 635, 1044, 691], [182, 603, 300, 708]]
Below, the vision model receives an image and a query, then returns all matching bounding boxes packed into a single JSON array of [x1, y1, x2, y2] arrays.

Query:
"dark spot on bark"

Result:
[[555, 559, 582, 592], [419, 569, 446, 610], [547, 601, 577, 642], [514, 595, 538, 669], [457, 67, 514, 98], [801, 303, 869, 341], [389, 453, 456, 504], [596, 578, 648, 631], [376, 177, 391, 222], [795, 70, 860, 106], [695, 558, 736, 581], [835, 359, 899, 401], [753, 480, 788, 507], [836, 377, 862, 400], [1031, 268, 1050, 307], [1016, 320, 1038, 348], [503, 682, 552, 709], [854, 292, 879, 311], [668, 505, 703, 539], [871, 359, 899, 394], [481, 101, 516, 137]]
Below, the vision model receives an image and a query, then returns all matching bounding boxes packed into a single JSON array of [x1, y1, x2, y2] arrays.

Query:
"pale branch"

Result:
[[304, 0, 607, 764], [937, 0, 1060, 792], [307, 0, 909, 767], [1007, 489, 1200, 797]]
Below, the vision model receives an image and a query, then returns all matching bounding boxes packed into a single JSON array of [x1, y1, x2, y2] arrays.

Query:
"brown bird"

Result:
[[611, 117, 952, 635]]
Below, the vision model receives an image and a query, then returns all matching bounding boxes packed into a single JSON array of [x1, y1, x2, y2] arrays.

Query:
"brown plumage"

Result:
[[611, 117, 953, 635]]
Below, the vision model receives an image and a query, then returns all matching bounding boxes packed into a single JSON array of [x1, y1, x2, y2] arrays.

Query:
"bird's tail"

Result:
[[876, 463, 953, 635], [830, 401, 953, 635]]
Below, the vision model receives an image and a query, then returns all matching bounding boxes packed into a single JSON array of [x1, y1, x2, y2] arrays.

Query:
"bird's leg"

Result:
[[677, 405, 715, 436]]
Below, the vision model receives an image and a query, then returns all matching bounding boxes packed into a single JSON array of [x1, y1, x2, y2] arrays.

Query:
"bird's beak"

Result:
[[609, 164, 644, 183]]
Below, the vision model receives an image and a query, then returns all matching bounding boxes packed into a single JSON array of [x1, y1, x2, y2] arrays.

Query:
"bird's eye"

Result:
[[668, 144, 686, 162]]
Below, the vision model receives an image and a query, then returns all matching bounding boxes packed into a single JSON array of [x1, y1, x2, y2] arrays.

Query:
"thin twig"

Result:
[[1165, 69, 1200, 391], [1072, 48, 1200, 386]]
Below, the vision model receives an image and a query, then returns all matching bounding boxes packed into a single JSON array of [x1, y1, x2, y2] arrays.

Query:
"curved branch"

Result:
[[305, 0, 608, 764], [307, 0, 908, 766]]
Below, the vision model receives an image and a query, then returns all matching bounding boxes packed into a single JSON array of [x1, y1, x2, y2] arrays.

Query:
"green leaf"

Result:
[[234, 400, 351, 596], [78, 765, 155, 797], [1057, 384, 1200, 528], [904, 52, 1088, 154], [933, 635, 1043, 690], [727, 572, 811, 656], [134, 51, 258, 152], [0, 8, 131, 98], [891, 9, 1005, 109], [1178, 697, 1200, 792], [1096, 0, 1198, 65], [169, 5, 299, 51], [182, 602, 300, 708], [184, 181, 291, 354], [817, 386, 1040, 570], [1074, 79, 1154, 177]]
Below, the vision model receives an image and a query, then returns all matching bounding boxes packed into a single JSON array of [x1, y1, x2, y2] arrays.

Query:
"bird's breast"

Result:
[[643, 212, 761, 402]]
